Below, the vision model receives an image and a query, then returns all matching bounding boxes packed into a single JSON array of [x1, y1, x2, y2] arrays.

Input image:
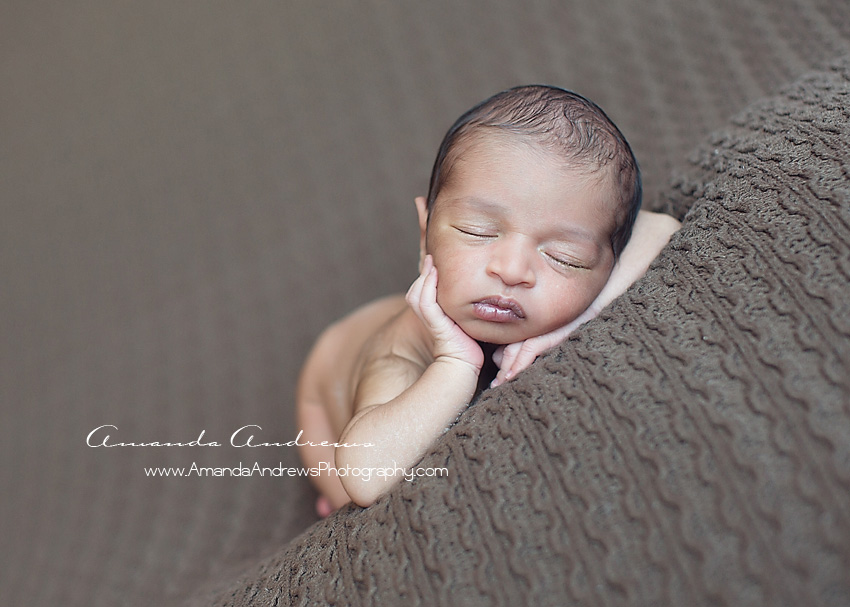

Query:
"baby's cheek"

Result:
[[432, 271, 460, 318], [548, 278, 598, 323]]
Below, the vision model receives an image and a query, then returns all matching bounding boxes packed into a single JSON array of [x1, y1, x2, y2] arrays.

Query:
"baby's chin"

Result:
[[459, 319, 556, 346]]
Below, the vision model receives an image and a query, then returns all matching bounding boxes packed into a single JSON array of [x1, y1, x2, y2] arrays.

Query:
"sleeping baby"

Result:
[[296, 85, 680, 516]]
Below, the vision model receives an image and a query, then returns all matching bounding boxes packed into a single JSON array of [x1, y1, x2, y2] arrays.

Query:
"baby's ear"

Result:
[[414, 196, 429, 272]]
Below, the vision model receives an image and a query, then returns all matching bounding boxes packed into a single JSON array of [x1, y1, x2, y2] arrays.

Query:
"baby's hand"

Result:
[[490, 304, 599, 387], [406, 255, 484, 372]]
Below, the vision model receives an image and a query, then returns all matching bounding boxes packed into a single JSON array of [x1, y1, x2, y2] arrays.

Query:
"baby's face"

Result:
[[418, 134, 617, 345]]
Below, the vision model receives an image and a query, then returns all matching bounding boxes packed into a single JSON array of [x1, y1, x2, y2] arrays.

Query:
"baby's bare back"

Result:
[[296, 294, 410, 437]]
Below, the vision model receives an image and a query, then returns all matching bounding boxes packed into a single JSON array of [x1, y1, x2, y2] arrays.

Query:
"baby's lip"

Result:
[[473, 296, 526, 320]]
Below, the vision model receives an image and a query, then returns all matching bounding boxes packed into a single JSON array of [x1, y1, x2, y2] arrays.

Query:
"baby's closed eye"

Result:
[[546, 254, 586, 269], [454, 225, 497, 239], [541, 246, 593, 270]]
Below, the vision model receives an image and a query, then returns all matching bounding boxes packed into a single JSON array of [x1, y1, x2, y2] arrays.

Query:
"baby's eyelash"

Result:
[[546, 253, 586, 270], [455, 227, 495, 238]]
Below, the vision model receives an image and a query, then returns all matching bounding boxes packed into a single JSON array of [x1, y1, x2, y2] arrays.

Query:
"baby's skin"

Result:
[[296, 134, 680, 515]]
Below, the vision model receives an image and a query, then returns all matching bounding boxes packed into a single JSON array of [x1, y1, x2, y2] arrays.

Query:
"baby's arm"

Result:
[[491, 210, 681, 386], [335, 255, 483, 507]]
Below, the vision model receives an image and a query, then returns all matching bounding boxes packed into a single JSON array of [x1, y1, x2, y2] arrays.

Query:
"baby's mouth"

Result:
[[472, 297, 526, 322]]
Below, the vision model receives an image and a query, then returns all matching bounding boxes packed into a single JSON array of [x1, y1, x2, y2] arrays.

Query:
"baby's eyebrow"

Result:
[[549, 232, 604, 259], [446, 195, 506, 214], [549, 226, 600, 245]]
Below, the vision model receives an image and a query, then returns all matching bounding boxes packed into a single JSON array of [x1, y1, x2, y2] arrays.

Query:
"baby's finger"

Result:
[[501, 342, 523, 371], [490, 343, 521, 387], [417, 265, 445, 328], [491, 365, 516, 388], [406, 268, 425, 297], [405, 256, 432, 309], [405, 275, 424, 309], [490, 369, 506, 388], [492, 338, 549, 388], [508, 342, 540, 376], [492, 345, 506, 368]]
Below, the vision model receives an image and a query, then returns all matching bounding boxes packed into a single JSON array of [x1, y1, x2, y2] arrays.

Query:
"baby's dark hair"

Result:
[[425, 85, 642, 258]]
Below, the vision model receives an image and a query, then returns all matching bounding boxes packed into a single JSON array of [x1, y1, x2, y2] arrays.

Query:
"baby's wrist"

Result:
[[433, 353, 483, 377]]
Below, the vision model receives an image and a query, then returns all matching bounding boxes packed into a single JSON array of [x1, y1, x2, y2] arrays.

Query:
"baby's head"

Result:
[[416, 85, 642, 345]]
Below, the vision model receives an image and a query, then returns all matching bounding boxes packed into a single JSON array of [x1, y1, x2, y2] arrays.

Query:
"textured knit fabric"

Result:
[[2, 0, 850, 606], [189, 55, 850, 607]]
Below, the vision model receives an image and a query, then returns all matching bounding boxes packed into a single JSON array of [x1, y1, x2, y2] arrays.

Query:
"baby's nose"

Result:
[[486, 238, 535, 287]]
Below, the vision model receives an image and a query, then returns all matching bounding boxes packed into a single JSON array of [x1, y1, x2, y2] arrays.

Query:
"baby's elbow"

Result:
[[334, 447, 383, 507], [650, 211, 682, 236], [340, 478, 380, 508], [663, 214, 682, 234], [338, 469, 386, 508], [636, 211, 681, 252]]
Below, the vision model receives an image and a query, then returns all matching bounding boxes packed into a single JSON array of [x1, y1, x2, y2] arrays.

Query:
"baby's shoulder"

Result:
[[298, 295, 406, 393], [348, 302, 433, 411], [355, 301, 432, 374], [310, 295, 407, 367]]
